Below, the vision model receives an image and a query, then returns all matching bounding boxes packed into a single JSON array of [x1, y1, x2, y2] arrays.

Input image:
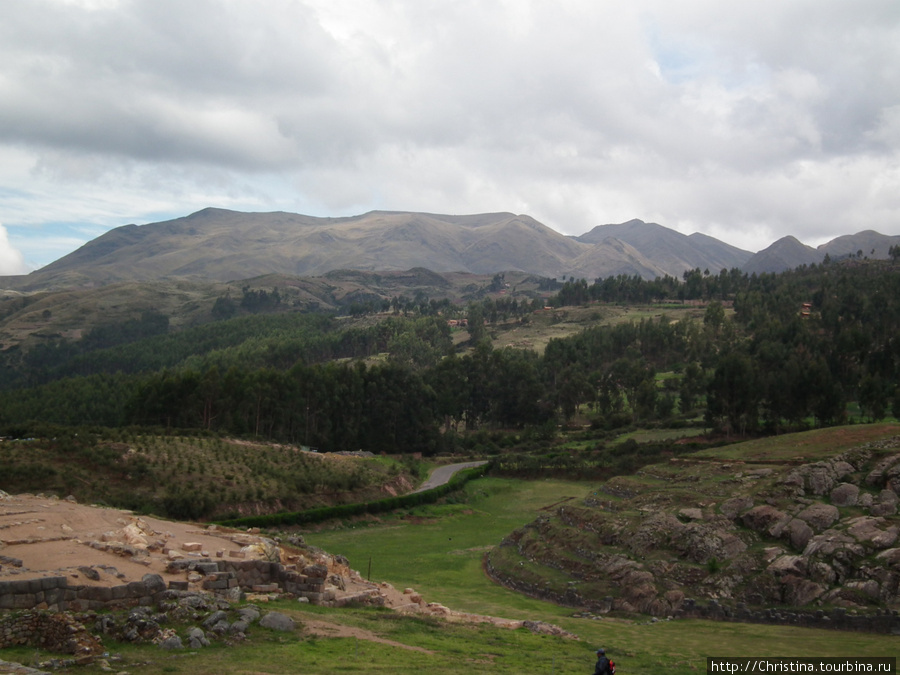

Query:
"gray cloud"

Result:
[[1, 0, 899, 269]]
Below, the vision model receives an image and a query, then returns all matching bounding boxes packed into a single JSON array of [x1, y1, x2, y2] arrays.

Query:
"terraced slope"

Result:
[[487, 425, 900, 616]]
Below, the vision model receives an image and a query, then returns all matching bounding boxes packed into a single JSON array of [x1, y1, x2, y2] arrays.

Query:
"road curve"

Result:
[[412, 460, 488, 493]]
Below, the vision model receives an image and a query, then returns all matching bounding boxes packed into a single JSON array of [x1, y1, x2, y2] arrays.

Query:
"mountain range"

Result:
[[3, 208, 899, 290]]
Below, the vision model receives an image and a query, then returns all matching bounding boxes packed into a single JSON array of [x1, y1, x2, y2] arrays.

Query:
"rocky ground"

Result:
[[489, 434, 900, 617], [0, 489, 574, 672]]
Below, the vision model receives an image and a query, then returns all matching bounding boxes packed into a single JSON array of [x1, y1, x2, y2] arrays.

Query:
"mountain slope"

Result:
[[6, 208, 897, 291], [574, 219, 753, 274], [819, 230, 900, 261], [743, 236, 823, 274], [8, 209, 755, 289]]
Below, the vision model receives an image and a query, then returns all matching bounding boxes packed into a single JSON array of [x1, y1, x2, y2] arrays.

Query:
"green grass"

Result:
[[5, 465, 900, 674], [306, 477, 589, 617], [690, 423, 900, 462], [301, 471, 900, 671], [0, 432, 416, 521], [7, 606, 896, 675], [610, 427, 708, 445]]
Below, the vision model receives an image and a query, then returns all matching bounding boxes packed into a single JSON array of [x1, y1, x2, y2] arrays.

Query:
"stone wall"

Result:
[[0, 559, 335, 614], [0, 573, 165, 613], [216, 559, 333, 603], [0, 611, 103, 657], [675, 598, 900, 634], [484, 555, 900, 634]]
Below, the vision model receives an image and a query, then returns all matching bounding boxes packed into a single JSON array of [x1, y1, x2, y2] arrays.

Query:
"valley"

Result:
[[1, 236, 899, 671], [2, 426, 899, 673]]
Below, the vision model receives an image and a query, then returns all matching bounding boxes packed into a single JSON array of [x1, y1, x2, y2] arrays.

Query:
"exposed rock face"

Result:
[[488, 435, 900, 620], [796, 503, 840, 531]]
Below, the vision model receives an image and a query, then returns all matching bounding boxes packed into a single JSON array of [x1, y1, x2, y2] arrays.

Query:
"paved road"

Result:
[[412, 460, 488, 493]]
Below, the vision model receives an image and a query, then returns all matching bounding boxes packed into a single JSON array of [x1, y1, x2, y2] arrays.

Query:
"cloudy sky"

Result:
[[2, 0, 899, 274]]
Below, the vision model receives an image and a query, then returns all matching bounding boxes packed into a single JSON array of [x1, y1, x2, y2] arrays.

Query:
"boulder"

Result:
[[767, 555, 807, 577], [870, 489, 899, 516], [830, 483, 859, 507], [803, 530, 865, 559], [122, 523, 149, 549], [865, 453, 900, 487], [782, 576, 826, 606], [870, 502, 897, 517], [238, 607, 261, 623], [187, 627, 209, 648], [877, 489, 898, 505], [874, 548, 900, 567], [808, 561, 837, 585], [831, 461, 855, 480], [844, 579, 881, 601], [846, 517, 898, 549], [158, 635, 183, 650], [202, 610, 228, 629], [230, 619, 250, 634], [674, 522, 746, 563], [805, 465, 834, 496], [784, 519, 814, 551], [78, 566, 101, 581], [259, 612, 295, 632], [720, 496, 754, 520], [795, 503, 839, 532], [678, 508, 703, 521], [742, 505, 788, 534], [142, 573, 166, 594]]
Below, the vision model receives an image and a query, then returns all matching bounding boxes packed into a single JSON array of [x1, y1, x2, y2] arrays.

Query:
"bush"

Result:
[[216, 463, 489, 529]]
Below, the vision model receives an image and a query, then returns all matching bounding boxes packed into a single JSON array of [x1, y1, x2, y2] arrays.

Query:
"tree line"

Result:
[[1, 258, 898, 450]]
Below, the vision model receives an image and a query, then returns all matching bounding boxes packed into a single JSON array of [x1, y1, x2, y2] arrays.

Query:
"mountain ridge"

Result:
[[4, 208, 899, 290]]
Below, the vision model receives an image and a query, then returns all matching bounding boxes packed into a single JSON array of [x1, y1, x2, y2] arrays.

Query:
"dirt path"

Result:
[[300, 617, 435, 653], [413, 461, 488, 493]]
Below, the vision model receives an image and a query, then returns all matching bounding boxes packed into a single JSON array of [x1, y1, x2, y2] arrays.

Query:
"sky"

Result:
[[2, 0, 900, 274]]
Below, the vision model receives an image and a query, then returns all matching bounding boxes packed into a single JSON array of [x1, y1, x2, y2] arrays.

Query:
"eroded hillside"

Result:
[[487, 425, 900, 617]]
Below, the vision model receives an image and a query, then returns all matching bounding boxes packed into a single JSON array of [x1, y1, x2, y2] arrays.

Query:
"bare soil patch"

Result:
[[0, 492, 270, 586]]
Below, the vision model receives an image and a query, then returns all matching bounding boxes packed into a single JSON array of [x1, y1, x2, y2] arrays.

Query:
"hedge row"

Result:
[[214, 463, 489, 530]]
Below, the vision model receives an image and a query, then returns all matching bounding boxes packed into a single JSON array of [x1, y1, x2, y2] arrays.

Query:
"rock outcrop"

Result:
[[487, 434, 900, 626]]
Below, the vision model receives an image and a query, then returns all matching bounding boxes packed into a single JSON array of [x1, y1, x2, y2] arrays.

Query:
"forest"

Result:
[[1, 258, 898, 454]]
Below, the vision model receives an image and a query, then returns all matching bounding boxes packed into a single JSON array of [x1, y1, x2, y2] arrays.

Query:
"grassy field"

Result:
[[0, 433, 416, 521], [4, 430, 899, 674], [306, 477, 588, 617], [19, 604, 881, 675], [690, 423, 900, 462], [487, 303, 707, 354], [301, 470, 899, 673]]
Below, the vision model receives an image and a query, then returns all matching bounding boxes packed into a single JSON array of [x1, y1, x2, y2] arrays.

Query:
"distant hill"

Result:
[[5, 209, 751, 290], [819, 230, 900, 261], [742, 236, 822, 275], [3, 208, 898, 290], [744, 231, 900, 274], [572, 219, 753, 275]]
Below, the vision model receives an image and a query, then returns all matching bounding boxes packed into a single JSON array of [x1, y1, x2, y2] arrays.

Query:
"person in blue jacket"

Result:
[[593, 647, 612, 675]]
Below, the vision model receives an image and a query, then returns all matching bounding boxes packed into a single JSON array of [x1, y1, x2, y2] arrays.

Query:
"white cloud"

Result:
[[0, 224, 28, 275], [0, 0, 899, 268]]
